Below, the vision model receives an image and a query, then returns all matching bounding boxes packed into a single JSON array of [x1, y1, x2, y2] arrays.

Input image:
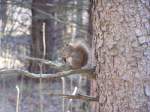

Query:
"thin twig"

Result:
[[67, 87, 78, 111], [61, 77, 65, 112], [16, 85, 20, 112], [39, 22, 46, 112], [39, 64, 44, 112], [42, 22, 46, 59], [43, 93, 98, 102]]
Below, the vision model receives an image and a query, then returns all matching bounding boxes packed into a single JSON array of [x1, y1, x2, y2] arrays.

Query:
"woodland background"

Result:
[[0, 0, 91, 112], [0, 0, 150, 112]]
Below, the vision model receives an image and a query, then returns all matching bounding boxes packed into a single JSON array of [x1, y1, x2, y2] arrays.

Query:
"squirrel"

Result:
[[60, 41, 89, 69]]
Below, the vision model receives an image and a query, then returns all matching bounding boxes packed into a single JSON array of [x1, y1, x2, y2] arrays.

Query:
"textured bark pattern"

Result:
[[91, 0, 150, 111]]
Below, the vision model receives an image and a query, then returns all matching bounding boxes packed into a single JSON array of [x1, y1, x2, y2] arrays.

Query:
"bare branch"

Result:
[[17, 55, 97, 79], [43, 93, 98, 102], [17, 55, 70, 70], [16, 85, 20, 112], [0, 68, 96, 79]]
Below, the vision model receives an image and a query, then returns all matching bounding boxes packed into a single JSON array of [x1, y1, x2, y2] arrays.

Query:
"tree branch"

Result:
[[17, 55, 71, 70], [0, 68, 96, 79], [17, 55, 96, 79], [43, 92, 98, 102]]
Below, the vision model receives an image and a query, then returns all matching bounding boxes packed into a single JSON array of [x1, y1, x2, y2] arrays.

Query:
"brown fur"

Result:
[[61, 43, 88, 69]]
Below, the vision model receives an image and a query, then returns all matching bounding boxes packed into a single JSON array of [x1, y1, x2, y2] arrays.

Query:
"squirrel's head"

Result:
[[60, 44, 74, 61]]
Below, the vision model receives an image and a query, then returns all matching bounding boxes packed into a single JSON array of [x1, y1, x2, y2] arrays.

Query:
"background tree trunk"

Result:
[[30, 0, 63, 73], [91, 0, 150, 111], [30, 0, 47, 72], [0, 0, 7, 34]]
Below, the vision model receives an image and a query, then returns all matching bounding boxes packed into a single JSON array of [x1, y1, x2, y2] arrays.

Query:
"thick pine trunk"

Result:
[[91, 0, 150, 111]]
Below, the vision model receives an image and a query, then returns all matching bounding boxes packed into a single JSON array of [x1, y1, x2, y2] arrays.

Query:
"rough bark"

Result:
[[91, 0, 150, 112]]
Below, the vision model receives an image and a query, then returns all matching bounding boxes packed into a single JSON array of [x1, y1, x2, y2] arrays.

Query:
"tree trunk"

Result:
[[30, 0, 59, 73], [91, 0, 150, 111], [0, 0, 7, 34]]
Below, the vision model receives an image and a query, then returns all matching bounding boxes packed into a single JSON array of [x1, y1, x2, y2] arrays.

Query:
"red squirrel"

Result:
[[61, 41, 89, 69]]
